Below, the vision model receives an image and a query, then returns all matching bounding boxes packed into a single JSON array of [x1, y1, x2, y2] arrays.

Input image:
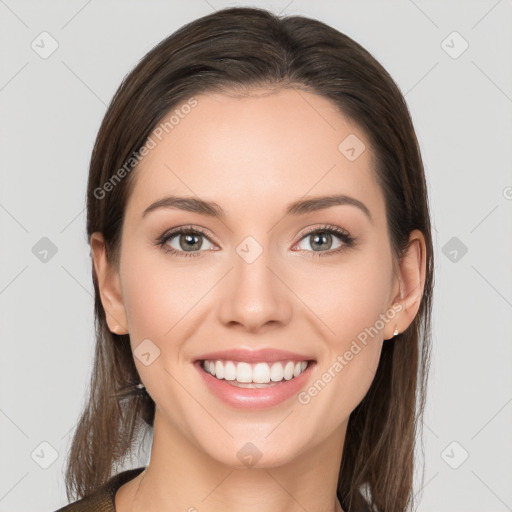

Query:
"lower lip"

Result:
[[194, 361, 316, 409]]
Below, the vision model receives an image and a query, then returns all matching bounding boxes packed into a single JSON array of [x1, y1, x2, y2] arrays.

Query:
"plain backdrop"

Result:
[[0, 1, 511, 511]]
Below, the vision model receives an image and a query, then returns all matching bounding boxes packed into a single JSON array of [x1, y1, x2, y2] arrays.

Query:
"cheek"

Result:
[[296, 245, 393, 406], [295, 248, 394, 344], [119, 249, 219, 388], [119, 254, 203, 400], [120, 246, 205, 337], [122, 273, 171, 338]]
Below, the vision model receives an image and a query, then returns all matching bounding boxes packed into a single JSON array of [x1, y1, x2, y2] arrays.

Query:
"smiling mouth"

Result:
[[199, 359, 314, 388]]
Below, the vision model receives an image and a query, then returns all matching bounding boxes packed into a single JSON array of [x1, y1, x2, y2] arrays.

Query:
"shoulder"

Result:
[[54, 467, 146, 512]]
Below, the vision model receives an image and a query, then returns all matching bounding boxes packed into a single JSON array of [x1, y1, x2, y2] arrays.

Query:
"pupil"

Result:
[[311, 232, 331, 251], [181, 233, 201, 251]]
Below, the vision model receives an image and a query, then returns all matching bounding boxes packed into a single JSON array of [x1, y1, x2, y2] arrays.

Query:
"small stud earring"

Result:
[[112, 325, 120, 334], [393, 328, 399, 337]]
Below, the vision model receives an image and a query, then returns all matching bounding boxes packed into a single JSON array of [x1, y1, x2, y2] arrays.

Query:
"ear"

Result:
[[90, 232, 128, 334], [384, 229, 427, 340]]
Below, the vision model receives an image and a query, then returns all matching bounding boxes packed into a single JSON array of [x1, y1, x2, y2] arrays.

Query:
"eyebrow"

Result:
[[141, 194, 372, 223]]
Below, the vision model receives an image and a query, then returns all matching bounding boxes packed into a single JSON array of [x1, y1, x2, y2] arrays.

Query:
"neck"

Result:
[[127, 411, 347, 512]]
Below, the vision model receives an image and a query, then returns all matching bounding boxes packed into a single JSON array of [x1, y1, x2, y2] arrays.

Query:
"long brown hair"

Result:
[[65, 7, 434, 511]]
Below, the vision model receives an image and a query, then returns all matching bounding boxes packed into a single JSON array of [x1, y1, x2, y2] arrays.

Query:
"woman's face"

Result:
[[106, 88, 403, 467]]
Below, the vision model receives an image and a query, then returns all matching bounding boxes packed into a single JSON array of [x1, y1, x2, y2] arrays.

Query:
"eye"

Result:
[[156, 226, 216, 258], [156, 224, 356, 258], [293, 225, 355, 257]]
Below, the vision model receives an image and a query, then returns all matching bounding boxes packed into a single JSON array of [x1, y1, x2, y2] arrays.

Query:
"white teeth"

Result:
[[253, 362, 270, 383], [202, 359, 310, 384], [215, 360, 224, 379], [283, 361, 294, 380], [270, 362, 283, 382], [236, 362, 252, 383], [224, 361, 236, 381]]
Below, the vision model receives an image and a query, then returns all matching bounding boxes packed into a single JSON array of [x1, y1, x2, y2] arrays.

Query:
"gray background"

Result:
[[0, 0, 511, 511]]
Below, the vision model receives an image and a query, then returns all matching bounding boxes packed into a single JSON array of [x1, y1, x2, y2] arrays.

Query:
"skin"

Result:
[[91, 87, 426, 512]]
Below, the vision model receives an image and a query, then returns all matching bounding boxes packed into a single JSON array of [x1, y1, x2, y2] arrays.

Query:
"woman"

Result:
[[56, 6, 433, 512]]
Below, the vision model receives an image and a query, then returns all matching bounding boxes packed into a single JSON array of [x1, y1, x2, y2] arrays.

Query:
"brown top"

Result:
[[54, 467, 145, 512], [55, 466, 371, 511]]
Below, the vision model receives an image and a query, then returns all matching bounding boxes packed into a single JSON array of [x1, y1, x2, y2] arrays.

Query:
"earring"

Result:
[[113, 381, 147, 400], [393, 327, 399, 337]]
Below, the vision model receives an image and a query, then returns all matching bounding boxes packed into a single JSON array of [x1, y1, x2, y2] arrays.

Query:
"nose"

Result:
[[217, 243, 293, 333]]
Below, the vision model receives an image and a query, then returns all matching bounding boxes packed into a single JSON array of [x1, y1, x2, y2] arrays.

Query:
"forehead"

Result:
[[125, 87, 385, 224]]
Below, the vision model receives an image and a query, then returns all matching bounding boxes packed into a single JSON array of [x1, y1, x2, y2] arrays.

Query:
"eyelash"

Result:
[[155, 224, 356, 258]]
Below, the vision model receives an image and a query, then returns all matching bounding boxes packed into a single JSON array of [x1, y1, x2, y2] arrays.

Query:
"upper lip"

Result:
[[195, 348, 315, 364]]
